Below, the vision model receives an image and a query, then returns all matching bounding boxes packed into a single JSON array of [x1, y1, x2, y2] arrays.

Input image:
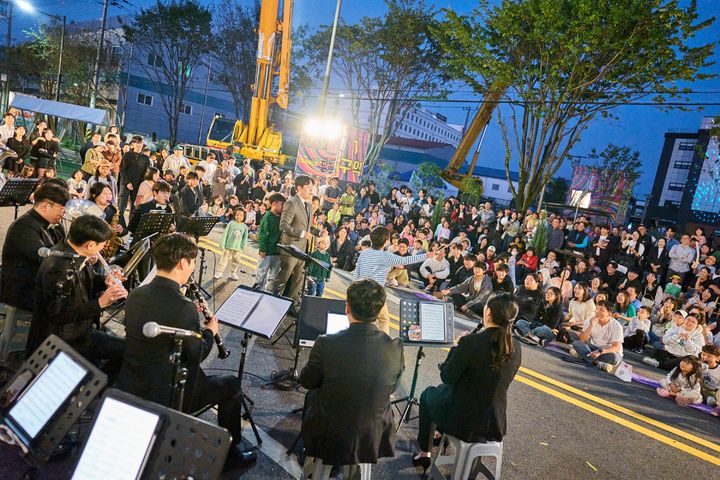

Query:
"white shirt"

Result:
[[0, 124, 14, 144], [595, 234, 608, 256], [583, 318, 624, 354], [197, 160, 217, 184], [165, 153, 191, 175]]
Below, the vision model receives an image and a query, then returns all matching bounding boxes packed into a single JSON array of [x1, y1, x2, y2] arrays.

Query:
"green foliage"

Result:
[[544, 177, 570, 204], [211, 0, 259, 120], [301, 0, 447, 173], [367, 161, 395, 197], [124, 0, 213, 144], [530, 219, 549, 258], [433, 0, 716, 211], [459, 176, 484, 206], [430, 194, 445, 230], [411, 162, 445, 197]]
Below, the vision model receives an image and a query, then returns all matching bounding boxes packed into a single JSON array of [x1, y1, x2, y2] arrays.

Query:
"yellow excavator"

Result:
[[441, 86, 506, 189], [205, 0, 292, 164]]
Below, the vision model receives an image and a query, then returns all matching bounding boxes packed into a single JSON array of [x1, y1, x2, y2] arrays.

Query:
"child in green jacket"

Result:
[[307, 237, 332, 296], [215, 208, 248, 280]]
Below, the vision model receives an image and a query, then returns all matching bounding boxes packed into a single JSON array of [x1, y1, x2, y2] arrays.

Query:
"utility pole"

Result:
[[90, 0, 109, 109], [54, 15, 66, 102], [318, 0, 342, 116], [198, 60, 211, 145], [3, 0, 12, 111]]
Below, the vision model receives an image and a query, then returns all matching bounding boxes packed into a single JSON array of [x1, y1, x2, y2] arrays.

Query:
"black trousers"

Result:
[[652, 349, 683, 371], [451, 294, 484, 315], [187, 374, 244, 445], [75, 329, 126, 381], [417, 385, 447, 451], [623, 330, 646, 350]]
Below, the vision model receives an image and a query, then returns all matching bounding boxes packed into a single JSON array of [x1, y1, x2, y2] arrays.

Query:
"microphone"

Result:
[[142, 321, 202, 339], [38, 247, 85, 259]]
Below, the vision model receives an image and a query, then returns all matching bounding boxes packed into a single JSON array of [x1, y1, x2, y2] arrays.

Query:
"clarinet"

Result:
[[187, 275, 230, 359]]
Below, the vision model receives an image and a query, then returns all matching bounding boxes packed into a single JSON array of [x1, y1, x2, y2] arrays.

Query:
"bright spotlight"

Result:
[[303, 117, 343, 140], [16, 0, 35, 13]]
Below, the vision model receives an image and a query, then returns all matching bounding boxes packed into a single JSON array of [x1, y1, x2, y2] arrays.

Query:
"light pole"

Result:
[[318, 0, 342, 116], [16, 1, 66, 102]]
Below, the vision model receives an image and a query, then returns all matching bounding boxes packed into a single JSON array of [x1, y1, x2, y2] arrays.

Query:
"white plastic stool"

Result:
[[308, 458, 372, 480], [432, 434, 503, 480]]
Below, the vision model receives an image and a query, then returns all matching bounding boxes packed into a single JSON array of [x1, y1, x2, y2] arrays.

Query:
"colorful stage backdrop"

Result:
[[568, 166, 628, 222], [295, 126, 370, 184]]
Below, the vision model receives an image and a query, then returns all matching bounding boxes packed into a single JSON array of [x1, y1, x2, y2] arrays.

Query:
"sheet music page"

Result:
[[216, 289, 263, 328], [72, 398, 159, 480], [326, 313, 350, 335], [9, 351, 87, 439], [419, 303, 446, 342]]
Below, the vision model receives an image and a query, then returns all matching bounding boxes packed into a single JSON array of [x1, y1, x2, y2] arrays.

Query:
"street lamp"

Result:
[[15, 0, 66, 102], [318, 0, 342, 116]]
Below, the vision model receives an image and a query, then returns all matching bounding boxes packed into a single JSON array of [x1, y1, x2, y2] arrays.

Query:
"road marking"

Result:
[[241, 421, 302, 479], [518, 367, 720, 454], [515, 374, 720, 467]]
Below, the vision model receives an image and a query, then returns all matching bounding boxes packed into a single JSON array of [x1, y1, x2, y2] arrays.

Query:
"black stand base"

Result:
[[391, 347, 425, 434]]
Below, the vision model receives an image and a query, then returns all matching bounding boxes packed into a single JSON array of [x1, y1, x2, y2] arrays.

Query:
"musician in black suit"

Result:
[[175, 170, 203, 224], [117, 234, 253, 469], [127, 179, 174, 235], [299, 279, 404, 472], [412, 293, 522, 475]]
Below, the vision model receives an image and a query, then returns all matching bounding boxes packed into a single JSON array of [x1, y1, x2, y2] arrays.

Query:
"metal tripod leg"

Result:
[[240, 392, 262, 446], [270, 319, 296, 346]]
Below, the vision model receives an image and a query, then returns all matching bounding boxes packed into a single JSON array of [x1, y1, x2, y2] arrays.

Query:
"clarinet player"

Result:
[[116, 233, 255, 471]]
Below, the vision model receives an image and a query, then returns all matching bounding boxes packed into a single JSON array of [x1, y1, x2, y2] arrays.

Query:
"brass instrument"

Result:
[[187, 274, 230, 359], [102, 205, 124, 258]]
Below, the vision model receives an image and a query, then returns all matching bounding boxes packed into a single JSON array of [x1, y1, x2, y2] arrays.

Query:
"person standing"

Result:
[[196, 151, 218, 202], [214, 208, 248, 281], [256, 193, 285, 290], [667, 234, 695, 284], [163, 145, 191, 176], [5, 126, 31, 174], [212, 158, 232, 201], [118, 136, 151, 221], [0, 112, 16, 144]]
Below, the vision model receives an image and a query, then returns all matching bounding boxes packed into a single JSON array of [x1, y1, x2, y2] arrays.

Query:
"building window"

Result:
[[147, 52, 162, 68], [667, 182, 685, 192], [664, 200, 681, 207], [673, 161, 691, 169], [678, 142, 695, 151], [181, 104, 192, 115], [136, 93, 153, 106], [491, 184, 499, 191]]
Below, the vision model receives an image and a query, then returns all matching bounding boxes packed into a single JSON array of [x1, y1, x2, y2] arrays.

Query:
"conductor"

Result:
[[299, 279, 404, 474]]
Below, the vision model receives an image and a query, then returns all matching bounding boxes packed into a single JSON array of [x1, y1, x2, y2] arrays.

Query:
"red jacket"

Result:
[[519, 254, 538, 271]]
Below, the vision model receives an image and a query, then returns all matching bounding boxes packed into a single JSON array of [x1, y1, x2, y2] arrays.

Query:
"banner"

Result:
[[295, 125, 369, 184], [568, 166, 627, 222]]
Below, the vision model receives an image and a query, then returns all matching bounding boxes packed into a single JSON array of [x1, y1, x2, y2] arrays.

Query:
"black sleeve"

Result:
[[37, 263, 103, 331], [177, 303, 214, 364], [440, 335, 472, 385], [299, 335, 324, 389], [127, 206, 143, 234]]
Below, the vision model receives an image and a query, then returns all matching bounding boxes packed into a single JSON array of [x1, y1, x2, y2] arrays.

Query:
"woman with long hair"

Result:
[[412, 293, 522, 475], [330, 226, 354, 271], [30, 128, 59, 178]]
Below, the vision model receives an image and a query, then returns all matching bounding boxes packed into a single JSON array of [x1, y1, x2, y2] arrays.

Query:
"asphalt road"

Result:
[[1, 207, 719, 479]]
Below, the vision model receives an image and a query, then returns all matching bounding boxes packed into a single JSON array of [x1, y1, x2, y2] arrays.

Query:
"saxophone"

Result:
[[102, 205, 124, 258]]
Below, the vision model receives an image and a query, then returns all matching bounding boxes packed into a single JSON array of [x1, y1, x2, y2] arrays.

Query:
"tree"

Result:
[[123, 0, 213, 145], [211, 0, 259, 120], [586, 143, 642, 203], [302, 0, 446, 173], [434, 0, 716, 211], [544, 177, 570, 204], [459, 176, 484, 206], [411, 162, 444, 197]]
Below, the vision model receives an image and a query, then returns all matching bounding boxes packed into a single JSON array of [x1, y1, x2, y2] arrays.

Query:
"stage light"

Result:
[[16, 0, 34, 13], [303, 117, 343, 140]]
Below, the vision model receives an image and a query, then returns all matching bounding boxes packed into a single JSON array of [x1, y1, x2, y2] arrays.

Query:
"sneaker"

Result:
[[642, 356, 660, 368], [229, 273, 239, 281], [568, 347, 580, 359], [656, 387, 670, 398], [707, 396, 717, 407], [597, 362, 613, 373], [214, 272, 223, 279], [527, 334, 541, 344], [387, 279, 399, 287]]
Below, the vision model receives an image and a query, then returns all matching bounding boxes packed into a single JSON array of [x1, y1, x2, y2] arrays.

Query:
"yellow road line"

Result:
[[515, 374, 720, 466], [518, 366, 720, 454]]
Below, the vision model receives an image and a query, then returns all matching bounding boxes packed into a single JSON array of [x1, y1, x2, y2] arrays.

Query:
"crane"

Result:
[[206, 0, 293, 164]]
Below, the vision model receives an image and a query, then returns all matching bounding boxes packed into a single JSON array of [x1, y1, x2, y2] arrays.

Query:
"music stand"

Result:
[[393, 298, 454, 433], [0, 178, 39, 219], [214, 285, 293, 445], [0, 335, 107, 465], [70, 389, 231, 480], [131, 212, 175, 246], [177, 215, 220, 299]]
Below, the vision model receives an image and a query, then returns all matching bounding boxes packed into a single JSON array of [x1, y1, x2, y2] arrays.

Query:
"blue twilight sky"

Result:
[[7, 0, 720, 195]]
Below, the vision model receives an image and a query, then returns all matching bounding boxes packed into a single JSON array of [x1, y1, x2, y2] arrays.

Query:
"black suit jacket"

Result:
[[299, 322, 404, 464], [117, 277, 214, 409], [432, 329, 521, 442], [176, 185, 203, 219], [127, 199, 173, 235], [0, 209, 65, 310]]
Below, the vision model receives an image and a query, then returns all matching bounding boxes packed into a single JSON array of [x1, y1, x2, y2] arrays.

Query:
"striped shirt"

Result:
[[353, 248, 427, 285]]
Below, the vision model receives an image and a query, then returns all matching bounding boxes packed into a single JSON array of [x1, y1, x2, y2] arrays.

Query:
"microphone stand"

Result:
[[170, 336, 188, 411]]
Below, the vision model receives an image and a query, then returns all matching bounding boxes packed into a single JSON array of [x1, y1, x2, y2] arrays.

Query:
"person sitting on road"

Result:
[[419, 244, 450, 293], [569, 300, 624, 373], [513, 273, 544, 325], [656, 355, 704, 405], [622, 305, 652, 353], [643, 314, 705, 371], [515, 286, 564, 346], [441, 260, 492, 317]]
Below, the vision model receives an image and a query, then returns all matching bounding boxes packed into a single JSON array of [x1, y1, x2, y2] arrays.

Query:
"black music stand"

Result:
[[214, 285, 293, 446], [0, 335, 107, 465], [131, 212, 175, 246], [177, 216, 220, 299], [0, 178, 39, 219], [70, 389, 231, 480], [393, 298, 454, 433]]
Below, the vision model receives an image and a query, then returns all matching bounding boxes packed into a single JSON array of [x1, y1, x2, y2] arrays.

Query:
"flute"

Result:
[[96, 252, 123, 286], [187, 275, 230, 359]]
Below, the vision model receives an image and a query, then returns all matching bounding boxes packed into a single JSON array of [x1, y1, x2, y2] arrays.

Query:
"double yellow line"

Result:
[[198, 236, 720, 466]]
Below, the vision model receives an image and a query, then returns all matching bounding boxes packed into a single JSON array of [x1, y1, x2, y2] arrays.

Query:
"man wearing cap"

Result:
[[164, 146, 191, 176]]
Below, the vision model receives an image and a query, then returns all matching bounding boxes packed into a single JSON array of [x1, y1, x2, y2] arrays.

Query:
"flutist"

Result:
[[117, 233, 254, 470]]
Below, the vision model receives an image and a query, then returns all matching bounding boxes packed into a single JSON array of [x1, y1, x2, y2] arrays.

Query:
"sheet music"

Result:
[[9, 352, 87, 439], [326, 313, 350, 335], [72, 398, 159, 480], [216, 289, 263, 328], [419, 303, 446, 342]]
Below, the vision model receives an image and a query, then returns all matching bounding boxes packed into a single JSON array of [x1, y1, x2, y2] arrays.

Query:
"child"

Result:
[[214, 208, 248, 281], [307, 237, 332, 297], [700, 345, 720, 407], [209, 195, 225, 217], [197, 199, 209, 216], [623, 305, 652, 353], [657, 355, 703, 405], [664, 274, 683, 298], [256, 193, 285, 290]]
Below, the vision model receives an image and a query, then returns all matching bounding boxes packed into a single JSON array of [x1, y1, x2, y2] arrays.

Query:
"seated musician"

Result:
[[27, 215, 127, 375], [127, 179, 173, 235], [299, 279, 404, 474], [88, 181, 126, 255], [116, 234, 254, 469], [412, 293, 521, 475]]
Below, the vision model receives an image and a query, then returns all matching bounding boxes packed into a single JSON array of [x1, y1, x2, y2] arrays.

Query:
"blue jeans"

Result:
[[515, 320, 556, 343], [255, 254, 281, 291], [307, 277, 325, 297], [571, 340, 622, 366]]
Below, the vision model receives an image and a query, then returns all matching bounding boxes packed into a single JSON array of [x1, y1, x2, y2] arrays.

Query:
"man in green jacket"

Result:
[[256, 193, 285, 290]]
